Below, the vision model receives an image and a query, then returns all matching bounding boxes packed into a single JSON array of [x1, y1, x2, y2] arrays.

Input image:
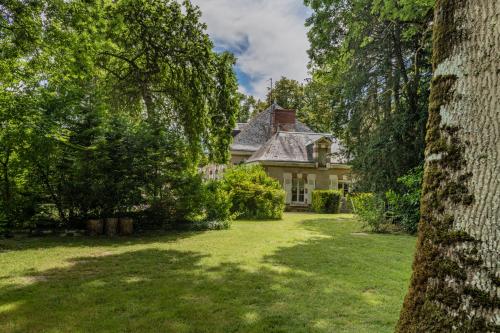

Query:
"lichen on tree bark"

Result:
[[396, 1, 500, 332]]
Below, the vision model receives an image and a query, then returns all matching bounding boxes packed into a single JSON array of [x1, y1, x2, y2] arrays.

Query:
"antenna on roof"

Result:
[[268, 77, 274, 137], [268, 77, 273, 107]]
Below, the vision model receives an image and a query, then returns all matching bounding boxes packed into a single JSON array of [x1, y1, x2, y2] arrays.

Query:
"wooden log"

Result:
[[105, 218, 118, 236], [119, 217, 133, 235], [86, 219, 103, 236]]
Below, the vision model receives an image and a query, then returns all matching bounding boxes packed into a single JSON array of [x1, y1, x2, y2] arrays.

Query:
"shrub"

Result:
[[385, 166, 423, 234], [351, 193, 386, 232], [202, 180, 233, 223], [179, 219, 231, 231], [0, 210, 7, 236], [311, 190, 342, 213], [222, 165, 285, 219]]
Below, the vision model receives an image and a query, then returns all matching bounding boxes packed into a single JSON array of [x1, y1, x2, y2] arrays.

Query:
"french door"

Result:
[[291, 177, 305, 204]]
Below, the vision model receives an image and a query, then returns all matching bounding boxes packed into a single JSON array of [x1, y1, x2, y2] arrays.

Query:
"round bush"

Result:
[[222, 165, 285, 220]]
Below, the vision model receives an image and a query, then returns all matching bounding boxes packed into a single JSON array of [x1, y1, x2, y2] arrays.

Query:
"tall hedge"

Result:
[[311, 190, 342, 213]]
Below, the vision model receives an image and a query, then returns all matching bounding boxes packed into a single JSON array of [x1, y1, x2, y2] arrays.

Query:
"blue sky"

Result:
[[193, 0, 311, 99]]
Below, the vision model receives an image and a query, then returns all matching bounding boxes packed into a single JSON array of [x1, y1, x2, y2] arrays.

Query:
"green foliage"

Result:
[[202, 180, 233, 224], [266, 77, 304, 110], [351, 193, 386, 232], [237, 93, 268, 122], [182, 219, 231, 231], [311, 190, 342, 213], [298, 77, 334, 132], [222, 165, 286, 220], [351, 167, 423, 234], [0, 0, 239, 231], [304, 0, 434, 193], [0, 210, 7, 235], [208, 52, 239, 163], [386, 166, 423, 234]]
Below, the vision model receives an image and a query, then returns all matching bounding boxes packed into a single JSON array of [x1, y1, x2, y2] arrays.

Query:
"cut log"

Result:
[[86, 219, 103, 236], [119, 217, 133, 235], [105, 218, 118, 236]]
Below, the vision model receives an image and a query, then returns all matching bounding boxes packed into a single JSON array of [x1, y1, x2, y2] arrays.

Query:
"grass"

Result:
[[0, 213, 416, 333]]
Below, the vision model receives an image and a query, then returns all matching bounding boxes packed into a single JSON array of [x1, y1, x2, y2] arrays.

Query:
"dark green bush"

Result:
[[385, 166, 423, 234], [222, 165, 285, 219], [165, 177, 233, 231], [311, 190, 342, 213], [202, 180, 233, 223]]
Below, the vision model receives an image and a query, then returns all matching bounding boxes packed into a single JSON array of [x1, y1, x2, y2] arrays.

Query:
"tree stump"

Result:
[[119, 217, 133, 235], [86, 219, 103, 236], [105, 218, 118, 236]]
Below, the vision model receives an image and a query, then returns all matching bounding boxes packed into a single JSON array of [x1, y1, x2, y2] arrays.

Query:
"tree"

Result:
[[396, 1, 500, 331], [266, 76, 304, 110], [0, 0, 239, 229], [99, 0, 237, 163], [304, 0, 433, 193], [299, 76, 334, 132], [237, 93, 267, 122], [237, 93, 252, 122]]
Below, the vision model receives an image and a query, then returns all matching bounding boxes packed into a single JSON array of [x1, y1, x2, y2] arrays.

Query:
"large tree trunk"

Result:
[[396, 1, 499, 332]]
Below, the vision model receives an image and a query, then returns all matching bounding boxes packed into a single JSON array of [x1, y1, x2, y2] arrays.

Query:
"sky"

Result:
[[192, 0, 311, 99]]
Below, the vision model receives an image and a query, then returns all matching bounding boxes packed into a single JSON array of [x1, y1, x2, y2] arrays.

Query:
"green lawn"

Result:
[[0, 213, 415, 333]]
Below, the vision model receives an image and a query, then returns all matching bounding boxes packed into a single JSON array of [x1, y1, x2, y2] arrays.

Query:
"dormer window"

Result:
[[317, 142, 329, 167]]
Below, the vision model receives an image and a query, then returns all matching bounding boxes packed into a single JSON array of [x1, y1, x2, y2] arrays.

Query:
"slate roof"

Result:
[[230, 103, 348, 164], [247, 132, 347, 164], [235, 123, 248, 131], [231, 104, 312, 150], [231, 143, 261, 152], [247, 132, 319, 163]]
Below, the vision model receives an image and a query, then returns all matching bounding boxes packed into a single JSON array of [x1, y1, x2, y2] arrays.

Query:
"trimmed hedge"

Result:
[[230, 184, 285, 219], [311, 190, 342, 213]]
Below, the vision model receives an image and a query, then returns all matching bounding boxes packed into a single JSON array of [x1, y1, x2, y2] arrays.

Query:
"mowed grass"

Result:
[[0, 213, 415, 333]]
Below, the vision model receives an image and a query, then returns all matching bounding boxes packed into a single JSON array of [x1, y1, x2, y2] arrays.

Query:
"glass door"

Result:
[[292, 177, 305, 204]]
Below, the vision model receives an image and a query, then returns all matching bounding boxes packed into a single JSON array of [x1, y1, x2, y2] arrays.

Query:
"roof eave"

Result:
[[247, 160, 316, 167], [231, 150, 257, 155], [246, 160, 352, 169]]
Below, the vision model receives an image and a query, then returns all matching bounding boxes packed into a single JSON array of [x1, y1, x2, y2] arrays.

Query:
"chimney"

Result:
[[272, 108, 296, 133]]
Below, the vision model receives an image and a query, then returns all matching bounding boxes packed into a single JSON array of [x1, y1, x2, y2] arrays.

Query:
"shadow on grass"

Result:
[[0, 217, 415, 332], [0, 230, 203, 253]]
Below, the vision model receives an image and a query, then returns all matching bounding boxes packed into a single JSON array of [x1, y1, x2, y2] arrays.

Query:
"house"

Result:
[[205, 103, 353, 208]]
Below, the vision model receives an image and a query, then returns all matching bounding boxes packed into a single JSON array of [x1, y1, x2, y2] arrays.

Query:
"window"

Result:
[[318, 148, 328, 167], [291, 175, 305, 203], [343, 183, 349, 196], [330, 175, 338, 190]]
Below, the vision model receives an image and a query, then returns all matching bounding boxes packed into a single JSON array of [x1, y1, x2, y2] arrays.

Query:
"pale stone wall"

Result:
[[264, 165, 351, 188], [264, 165, 352, 205], [230, 153, 253, 166]]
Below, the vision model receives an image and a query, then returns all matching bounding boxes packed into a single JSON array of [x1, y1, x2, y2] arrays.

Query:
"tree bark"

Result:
[[396, 1, 500, 332]]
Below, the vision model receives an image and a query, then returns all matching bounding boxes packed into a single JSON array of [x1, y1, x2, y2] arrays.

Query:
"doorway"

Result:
[[291, 177, 305, 204]]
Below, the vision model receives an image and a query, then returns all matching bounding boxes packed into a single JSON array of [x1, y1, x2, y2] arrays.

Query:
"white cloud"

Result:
[[192, 0, 311, 99]]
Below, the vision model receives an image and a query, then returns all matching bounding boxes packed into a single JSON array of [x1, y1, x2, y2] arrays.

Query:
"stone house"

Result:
[[205, 104, 353, 208]]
